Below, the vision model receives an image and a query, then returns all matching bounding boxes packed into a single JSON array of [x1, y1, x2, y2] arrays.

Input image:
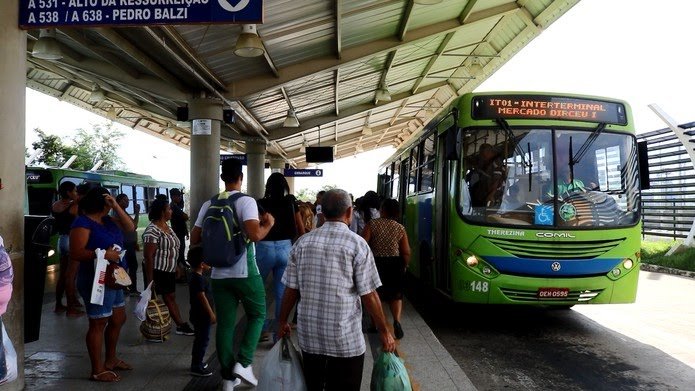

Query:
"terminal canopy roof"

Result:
[[25, 0, 578, 167]]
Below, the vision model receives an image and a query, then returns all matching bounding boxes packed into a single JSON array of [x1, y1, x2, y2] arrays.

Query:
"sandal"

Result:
[[66, 308, 85, 317], [90, 370, 120, 382], [106, 359, 133, 371]]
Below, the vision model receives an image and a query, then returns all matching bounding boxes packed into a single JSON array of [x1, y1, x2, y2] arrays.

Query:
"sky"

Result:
[[25, 0, 695, 195]]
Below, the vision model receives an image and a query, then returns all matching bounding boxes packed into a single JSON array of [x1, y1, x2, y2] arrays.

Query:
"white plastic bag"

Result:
[[257, 337, 307, 391], [90, 249, 108, 305], [134, 281, 153, 322], [0, 321, 17, 385]]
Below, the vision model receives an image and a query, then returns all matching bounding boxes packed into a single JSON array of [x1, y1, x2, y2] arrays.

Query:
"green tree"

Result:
[[30, 123, 125, 170], [70, 123, 125, 171], [31, 128, 73, 167], [295, 188, 317, 202]]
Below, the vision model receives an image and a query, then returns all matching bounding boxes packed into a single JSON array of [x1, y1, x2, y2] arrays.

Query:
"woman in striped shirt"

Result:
[[143, 199, 194, 336]]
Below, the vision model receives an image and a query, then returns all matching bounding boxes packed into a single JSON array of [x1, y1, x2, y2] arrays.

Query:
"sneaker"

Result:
[[393, 320, 404, 340], [222, 378, 241, 391], [176, 323, 195, 336], [232, 363, 258, 386], [190, 365, 213, 377]]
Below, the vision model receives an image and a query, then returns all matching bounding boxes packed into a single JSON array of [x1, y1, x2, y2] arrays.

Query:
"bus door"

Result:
[[434, 131, 452, 294]]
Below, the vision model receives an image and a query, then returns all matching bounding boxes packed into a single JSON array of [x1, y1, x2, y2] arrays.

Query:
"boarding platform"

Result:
[[25, 270, 476, 390]]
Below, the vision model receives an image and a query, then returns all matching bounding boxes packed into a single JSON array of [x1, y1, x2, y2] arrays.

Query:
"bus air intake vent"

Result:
[[500, 288, 604, 302], [484, 237, 625, 260]]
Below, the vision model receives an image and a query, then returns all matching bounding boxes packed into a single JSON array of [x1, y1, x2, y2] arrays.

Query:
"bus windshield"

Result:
[[459, 127, 640, 228]]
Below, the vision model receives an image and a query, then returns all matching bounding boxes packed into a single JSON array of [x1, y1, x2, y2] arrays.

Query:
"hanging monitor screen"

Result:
[[305, 147, 334, 163], [471, 95, 628, 125]]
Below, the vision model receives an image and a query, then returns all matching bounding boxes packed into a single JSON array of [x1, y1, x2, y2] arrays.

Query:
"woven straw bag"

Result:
[[139, 290, 171, 342]]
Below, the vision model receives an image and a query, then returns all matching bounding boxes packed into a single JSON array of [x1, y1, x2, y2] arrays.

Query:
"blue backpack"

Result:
[[202, 192, 248, 268]]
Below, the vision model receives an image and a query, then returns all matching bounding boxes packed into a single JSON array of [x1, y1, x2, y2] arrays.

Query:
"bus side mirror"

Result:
[[638, 141, 650, 190], [445, 128, 461, 161]]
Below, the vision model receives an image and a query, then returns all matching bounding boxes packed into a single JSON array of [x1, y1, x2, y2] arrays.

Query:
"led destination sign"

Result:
[[19, 0, 263, 28], [472, 95, 627, 125]]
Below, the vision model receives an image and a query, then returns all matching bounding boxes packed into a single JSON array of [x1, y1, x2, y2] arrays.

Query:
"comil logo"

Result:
[[535, 232, 576, 239], [218, 0, 250, 12]]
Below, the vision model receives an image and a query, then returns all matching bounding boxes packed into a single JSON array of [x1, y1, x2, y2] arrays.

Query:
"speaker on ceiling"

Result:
[[223, 109, 235, 124], [176, 107, 189, 121]]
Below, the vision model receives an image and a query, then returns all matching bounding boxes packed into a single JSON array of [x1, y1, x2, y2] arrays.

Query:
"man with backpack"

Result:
[[190, 159, 274, 391]]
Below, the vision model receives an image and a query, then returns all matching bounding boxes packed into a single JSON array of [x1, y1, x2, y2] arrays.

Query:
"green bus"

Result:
[[25, 166, 184, 265], [377, 92, 648, 306]]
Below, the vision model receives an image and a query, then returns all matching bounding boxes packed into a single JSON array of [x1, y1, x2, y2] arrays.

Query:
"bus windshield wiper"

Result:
[[571, 122, 606, 167], [495, 118, 528, 169]]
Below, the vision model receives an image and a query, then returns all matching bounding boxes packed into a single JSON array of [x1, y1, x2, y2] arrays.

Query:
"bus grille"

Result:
[[500, 288, 604, 302], [484, 237, 625, 260]]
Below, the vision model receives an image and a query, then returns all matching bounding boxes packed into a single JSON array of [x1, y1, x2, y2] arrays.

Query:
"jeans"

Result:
[[191, 315, 211, 369], [211, 276, 265, 380], [255, 240, 292, 331]]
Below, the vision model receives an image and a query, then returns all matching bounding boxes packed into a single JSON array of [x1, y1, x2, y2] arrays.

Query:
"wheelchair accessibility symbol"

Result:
[[218, 0, 250, 12], [534, 204, 553, 226]]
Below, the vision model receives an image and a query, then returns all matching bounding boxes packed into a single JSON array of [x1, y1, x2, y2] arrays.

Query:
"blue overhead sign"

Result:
[[220, 154, 247, 165], [19, 0, 263, 29], [284, 169, 323, 178]]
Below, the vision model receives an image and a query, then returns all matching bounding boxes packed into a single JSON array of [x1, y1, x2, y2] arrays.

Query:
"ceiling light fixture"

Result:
[[234, 24, 265, 58], [164, 125, 177, 137], [283, 109, 300, 128], [32, 29, 63, 61], [468, 57, 484, 76], [106, 107, 118, 121], [87, 87, 105, 103], [375, 84, 392, 102]]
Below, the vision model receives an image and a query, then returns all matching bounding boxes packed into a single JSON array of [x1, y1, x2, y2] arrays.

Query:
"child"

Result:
[[187, 246, 216, 377]]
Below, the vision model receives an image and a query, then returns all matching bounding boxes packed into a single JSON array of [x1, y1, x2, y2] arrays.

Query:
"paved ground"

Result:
[[418, 271, 695, 390]]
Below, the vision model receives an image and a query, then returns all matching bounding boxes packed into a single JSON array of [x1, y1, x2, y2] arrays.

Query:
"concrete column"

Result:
[[188, 97, 222, 225], [0, 0, 26, 388], [286, 176, 296, 195], [246, 140, 266, 199]]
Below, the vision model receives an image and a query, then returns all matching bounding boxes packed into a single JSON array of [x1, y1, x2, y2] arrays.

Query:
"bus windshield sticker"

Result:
[[534, 204, 553, 225], [472, 95, 627, 125], [559, 203, 577, 221]]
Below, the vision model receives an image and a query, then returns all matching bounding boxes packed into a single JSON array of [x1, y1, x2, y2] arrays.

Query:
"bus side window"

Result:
[[135, 186, 147, 213], [121, 185, 135, 214]]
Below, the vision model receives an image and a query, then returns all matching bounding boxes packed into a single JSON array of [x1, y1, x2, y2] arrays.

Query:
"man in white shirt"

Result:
[[277, 189, 395, 391], [190, 159, 274, 391]]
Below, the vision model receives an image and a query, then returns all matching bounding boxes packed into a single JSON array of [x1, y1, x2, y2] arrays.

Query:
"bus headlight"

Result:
[[466, 256, 479, 267], [623, 259, 633, 269], [47, 249, 55, 257], [482, 266, 492, 275]]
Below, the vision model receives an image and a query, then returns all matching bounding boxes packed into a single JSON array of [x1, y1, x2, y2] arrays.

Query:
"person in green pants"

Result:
[[190, 159, 275, 391]]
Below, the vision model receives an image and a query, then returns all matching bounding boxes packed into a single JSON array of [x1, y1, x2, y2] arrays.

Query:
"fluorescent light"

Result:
[[32, 29, 62, 60], [234, 24, 265, 58], [283, 109, 300, 127]]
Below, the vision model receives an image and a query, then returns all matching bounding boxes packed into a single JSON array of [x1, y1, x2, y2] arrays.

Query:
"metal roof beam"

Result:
[[90, 28, 186, 91], [398, 1, 415, 40], [459, 0, 480, 24], [411, 32, 455, 94], [375, 51, 397, 104], [335, 0, 342, 59], [228, 2, 520, 98], [284, 119, 412, 160], [268, 81, 448, 141], [334, 69, 340, 116], [59, 29, 140, 79], [160, 26, 228, 90]]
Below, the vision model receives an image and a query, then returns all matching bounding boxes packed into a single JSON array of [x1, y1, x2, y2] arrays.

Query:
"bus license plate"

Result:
[[537, 287, 570, 298]]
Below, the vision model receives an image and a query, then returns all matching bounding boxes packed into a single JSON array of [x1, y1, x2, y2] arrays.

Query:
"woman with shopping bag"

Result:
[[70, 187, 135, 382]]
